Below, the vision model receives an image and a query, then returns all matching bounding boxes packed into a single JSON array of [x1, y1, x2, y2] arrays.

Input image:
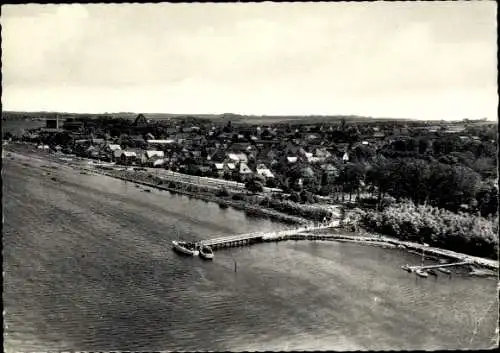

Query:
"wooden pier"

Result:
[[408, 261, 470, 271], [198, 224, 335, 250]]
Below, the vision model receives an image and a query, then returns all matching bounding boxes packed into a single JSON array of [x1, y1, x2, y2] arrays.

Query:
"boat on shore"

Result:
[[172, 241, 199, 256], [415, 269, 428, 278], [199, 245, 214, 260]]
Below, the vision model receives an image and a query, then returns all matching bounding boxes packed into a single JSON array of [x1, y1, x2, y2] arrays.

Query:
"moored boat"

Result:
[[437, 267, 452, 274], [427, 269, 438, 277], [415, 269, 428, 278], [172, 240, 199, 256], [401, 264, 413, 272], [199, 245, 214, 260], [469, 268, 496, 277]]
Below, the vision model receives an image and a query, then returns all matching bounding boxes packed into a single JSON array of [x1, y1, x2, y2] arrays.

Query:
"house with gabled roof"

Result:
[[239, 162, 253, 180], [256, 164, 274, 179], [86, 145, 100, 158], [287, 156, 298, 164], [209, 148, 227, 163], [226, 152, 248, 163], [223, 162, 237, 179], [211, 162, 226, 178], [119, 150, 138, 165], [107, 143, 122, 152], [141, 150, 165, 165], [314, 147, 331, 161]]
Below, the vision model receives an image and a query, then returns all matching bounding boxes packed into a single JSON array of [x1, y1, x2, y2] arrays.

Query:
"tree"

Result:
[[3, 131, 15, 141], [346, 125, 361, 143], [216, 187, 230, 197], [418, 138, 430, 154], [265, 178, 277, 188], [338, 163, 363, 202], [223, 121, 232, 133], [300, 190, 315, 203], [425, 162, 481, 211], [476, 183, 499, 217], [353, 144, 375, 162], [251, 172, 264, 184], [289, 191, 301, 203]]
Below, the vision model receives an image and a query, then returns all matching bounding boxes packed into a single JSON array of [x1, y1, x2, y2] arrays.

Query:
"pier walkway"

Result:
[[199, 223, 336, 250], [408, 261, 470, 271]]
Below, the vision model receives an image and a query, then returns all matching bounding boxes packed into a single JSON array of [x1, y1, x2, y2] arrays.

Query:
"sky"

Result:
[[1, 2, 497, 120]]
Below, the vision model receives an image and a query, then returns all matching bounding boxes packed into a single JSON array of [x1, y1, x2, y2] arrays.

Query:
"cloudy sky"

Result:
[[1, 2, 497, 120]]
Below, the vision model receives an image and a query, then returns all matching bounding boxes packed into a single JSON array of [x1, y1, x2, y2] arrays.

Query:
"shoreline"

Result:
[[279, 229, 499, 271], [300, 228, 499, 271], [4, 145, 499, 272], [5, 147, 311, 225], [91, 169, 309, 225]]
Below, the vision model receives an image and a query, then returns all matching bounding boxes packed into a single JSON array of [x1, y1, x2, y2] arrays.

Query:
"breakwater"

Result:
[[309, 230, 500, 271], [197, 227, 498, 271]]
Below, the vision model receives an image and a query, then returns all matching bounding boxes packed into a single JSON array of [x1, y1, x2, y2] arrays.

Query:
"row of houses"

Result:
[[75, 140, 278, 181]]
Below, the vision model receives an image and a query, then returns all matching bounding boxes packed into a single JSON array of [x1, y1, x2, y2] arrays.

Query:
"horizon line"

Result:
[[2, 110, 496, 123]]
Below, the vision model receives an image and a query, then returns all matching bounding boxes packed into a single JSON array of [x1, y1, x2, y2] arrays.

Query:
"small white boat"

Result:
[[199, 245, 214, 260], [401, 264, 413, 272], [469, 268, 496, 277], [172, 241, 199, 256], [415, 269, 428, 278]]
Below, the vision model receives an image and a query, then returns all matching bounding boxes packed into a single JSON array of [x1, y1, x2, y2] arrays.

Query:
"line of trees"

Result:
[[364, 157, 498, 215]]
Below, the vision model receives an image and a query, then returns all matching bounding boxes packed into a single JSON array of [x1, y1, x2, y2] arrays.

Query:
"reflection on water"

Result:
[[3, 157, 498, 351]]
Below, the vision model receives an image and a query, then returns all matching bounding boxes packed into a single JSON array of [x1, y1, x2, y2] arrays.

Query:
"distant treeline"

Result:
[[3, 111, 488, 125]]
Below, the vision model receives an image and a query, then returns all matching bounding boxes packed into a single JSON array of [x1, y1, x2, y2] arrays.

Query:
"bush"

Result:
[[289, 192, 301, 203], [358, 197, 378, 205], [263, 198, 332, 222], [266, 178, 277, 188], [380, 196, 396, 209], [216, 187, 230, 197], [248, 181, 264, 193], [300, 190, 315, 204], [232, 193, 245, 201]]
